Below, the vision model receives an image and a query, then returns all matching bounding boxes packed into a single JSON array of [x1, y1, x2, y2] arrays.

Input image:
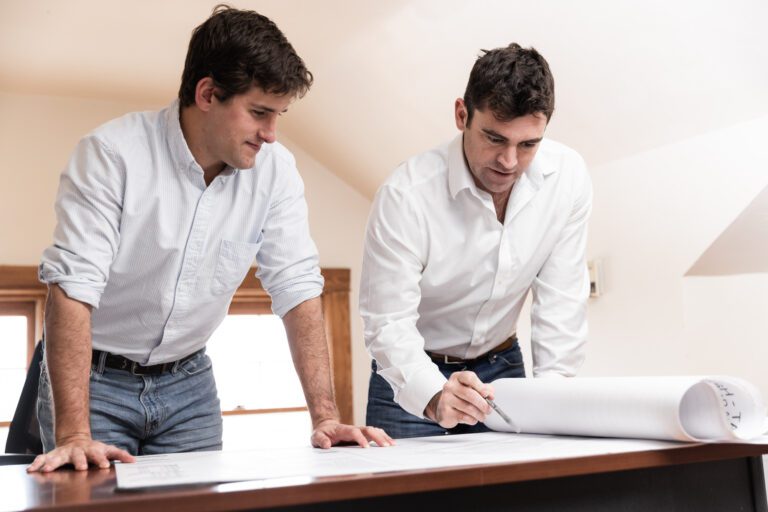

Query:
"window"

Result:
[[227, 269, 353, 423], [208, 313, 306, 412], [0, 267, 45, 432], [0, 307, 32, 425], [209, 304, 312, 449], [215, 269, 354, 449]]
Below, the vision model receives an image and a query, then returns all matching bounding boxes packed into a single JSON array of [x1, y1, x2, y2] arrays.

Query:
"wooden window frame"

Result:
[[0, 267, 46, 427], [0, 266, 354, 425]]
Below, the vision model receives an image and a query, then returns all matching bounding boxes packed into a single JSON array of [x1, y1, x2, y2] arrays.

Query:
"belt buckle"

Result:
[[130, 361, 150, 375], [129, 361, 142, 375], [443, 354, 464, 365]]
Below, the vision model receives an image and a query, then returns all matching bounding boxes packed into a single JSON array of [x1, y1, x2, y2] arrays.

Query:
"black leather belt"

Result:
[[92, 349, 203, 375], [426, 334, 518, 365]]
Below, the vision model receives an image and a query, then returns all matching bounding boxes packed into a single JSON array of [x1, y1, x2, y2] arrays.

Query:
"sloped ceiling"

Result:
[[687, 184, 768, 276], [1, 0, 768, 198]]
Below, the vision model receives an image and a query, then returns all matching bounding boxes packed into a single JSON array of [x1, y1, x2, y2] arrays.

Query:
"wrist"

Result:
[[55, 431, 92, 445], [424, 391, 441, 422], [310, 403, 341, 428]]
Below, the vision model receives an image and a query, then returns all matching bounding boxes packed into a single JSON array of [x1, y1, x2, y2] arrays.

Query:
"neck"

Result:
[[492, 190, 511, 224], [179, 106, 225, 185]]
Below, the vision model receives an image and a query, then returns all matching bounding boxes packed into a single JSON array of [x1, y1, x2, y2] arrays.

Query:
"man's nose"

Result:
[[497, 146, 517, 170], [258, 115, 278, 144]]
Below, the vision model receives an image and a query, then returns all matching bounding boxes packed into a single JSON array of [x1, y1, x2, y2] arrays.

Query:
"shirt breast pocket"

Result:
[[211, 238, 262, 295]]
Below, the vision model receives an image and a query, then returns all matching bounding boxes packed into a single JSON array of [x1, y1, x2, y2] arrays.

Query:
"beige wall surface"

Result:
[[0, 92, 165, 263], [584, 115, 768, 398]]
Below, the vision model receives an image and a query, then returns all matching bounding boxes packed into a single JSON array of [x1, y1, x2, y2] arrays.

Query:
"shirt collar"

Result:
[[447, 134, 478, 199], [165, 99, 196, 172], [164, 99, 237, 181]]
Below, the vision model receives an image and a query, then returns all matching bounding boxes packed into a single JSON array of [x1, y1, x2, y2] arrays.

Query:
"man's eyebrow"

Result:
[[481, 129, 542, 145], [250, 103, 289, 114], [481, 128, 508, 141]]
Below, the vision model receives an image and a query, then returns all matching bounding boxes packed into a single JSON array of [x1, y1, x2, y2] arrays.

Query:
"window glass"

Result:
[[222, 411, 312, 450], [207, 314, 306, 411], [0, 316, 28, 422]]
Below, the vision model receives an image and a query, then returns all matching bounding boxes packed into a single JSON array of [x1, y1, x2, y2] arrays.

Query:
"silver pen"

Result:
[[485, 397, 521, 433]]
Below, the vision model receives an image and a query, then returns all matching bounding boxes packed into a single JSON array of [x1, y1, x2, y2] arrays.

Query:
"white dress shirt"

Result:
[[360, 134, 592, 418], [39, 100, 323, 365]]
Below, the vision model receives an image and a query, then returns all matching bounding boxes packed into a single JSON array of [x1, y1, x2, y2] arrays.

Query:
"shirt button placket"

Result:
[[162, 188, 214, 348]]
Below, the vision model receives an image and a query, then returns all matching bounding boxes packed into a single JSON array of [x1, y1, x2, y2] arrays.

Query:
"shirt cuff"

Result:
[[394, 365, 448, 419], [53, 281, 102, 309], [271, 286, 323, 318], [38, 264, 103, 308]]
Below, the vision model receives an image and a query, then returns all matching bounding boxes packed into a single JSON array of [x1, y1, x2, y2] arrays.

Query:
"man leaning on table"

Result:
[[361, 43, 592, 438], [28, 5, 393, 473]]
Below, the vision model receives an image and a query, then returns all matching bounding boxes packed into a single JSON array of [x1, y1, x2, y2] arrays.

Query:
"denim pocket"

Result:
[[179, 353, 213, 376], [211, 238, 261, 295], [493, 347, 525, 369]]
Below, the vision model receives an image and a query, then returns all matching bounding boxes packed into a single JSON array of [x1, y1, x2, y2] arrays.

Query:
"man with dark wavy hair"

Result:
[[30, 5, 392, 473], [362, 44, 592, 438]]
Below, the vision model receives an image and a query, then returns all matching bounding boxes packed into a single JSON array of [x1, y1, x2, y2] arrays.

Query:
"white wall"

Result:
[[0, 91, 374, 425], [583, 115, 768, 399]]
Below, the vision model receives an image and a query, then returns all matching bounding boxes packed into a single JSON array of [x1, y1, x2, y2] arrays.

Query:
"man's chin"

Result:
[[485, 178, 517, 194], [236, 155, 258, 170]]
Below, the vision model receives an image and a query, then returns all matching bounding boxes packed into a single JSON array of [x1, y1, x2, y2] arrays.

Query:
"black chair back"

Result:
[[4, 340, 44, 455]]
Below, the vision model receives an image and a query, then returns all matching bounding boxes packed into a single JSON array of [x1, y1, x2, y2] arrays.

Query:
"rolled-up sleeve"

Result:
[[39, 135, 125, 308], [530, 159, 593, 377], [255, 154, 324, 318], [360, 183, 447, 418]]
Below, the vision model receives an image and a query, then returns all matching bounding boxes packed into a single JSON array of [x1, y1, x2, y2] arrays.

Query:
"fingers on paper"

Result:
[[311, 422, 395, 449], [311, 429, 334, 449], [26, 440, 135, 473], [361, 426, 395, 447]]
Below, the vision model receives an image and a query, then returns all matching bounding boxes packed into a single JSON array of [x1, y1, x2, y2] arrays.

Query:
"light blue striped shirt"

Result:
[[39, 100, 324, 364]]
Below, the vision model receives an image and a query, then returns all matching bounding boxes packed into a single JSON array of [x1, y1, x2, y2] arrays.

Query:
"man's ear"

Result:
[[195, 77, 217, 112], [454, 98, 468, 131]]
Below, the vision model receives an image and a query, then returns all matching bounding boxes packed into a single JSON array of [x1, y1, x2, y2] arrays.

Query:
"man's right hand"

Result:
[[27, 434, 135, 473], [424, 371, 494, 428]]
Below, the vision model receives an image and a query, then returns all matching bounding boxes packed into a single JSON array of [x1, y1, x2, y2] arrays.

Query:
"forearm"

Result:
[[44, 284, 94, 444], [282, 296, 339, 426]]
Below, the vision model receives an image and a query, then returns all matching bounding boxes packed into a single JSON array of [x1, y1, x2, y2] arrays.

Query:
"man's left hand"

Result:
[[311, 419, 395, 449]]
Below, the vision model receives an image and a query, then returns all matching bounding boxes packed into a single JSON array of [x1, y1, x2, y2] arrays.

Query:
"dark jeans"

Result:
[[367, 343, 526, 439]]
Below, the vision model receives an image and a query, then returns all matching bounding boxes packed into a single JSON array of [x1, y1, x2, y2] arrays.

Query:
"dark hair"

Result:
[[463, 43, 554, 125], [178, 4, 313, 107]]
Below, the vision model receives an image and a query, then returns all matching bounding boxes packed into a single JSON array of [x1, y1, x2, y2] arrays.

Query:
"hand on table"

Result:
[[27, 434, 135, 473], [311, 419, 395, 449]]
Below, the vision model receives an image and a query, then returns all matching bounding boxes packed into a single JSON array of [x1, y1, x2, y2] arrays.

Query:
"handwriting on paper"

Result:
[[709, 381, 742, 430]]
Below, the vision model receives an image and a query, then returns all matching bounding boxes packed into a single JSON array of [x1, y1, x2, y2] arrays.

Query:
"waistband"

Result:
[[425, 334, 518, 365], [91, 349, 204, 375]]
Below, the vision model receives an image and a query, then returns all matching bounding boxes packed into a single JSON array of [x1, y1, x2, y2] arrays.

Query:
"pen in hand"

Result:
[[485, 397, 521, 434]]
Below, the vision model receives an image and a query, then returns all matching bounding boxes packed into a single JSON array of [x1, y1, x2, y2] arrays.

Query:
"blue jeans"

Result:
[[37, 349, 223, 455], [367, 343, 526, 438]]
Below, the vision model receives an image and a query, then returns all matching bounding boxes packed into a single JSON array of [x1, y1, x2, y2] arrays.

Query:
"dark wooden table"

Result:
[[1, 441, 766, 512]]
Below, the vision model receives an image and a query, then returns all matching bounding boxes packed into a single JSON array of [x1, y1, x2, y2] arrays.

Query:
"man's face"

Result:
[[203, 85, 294, 170], [455, 99, 548, 197]]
